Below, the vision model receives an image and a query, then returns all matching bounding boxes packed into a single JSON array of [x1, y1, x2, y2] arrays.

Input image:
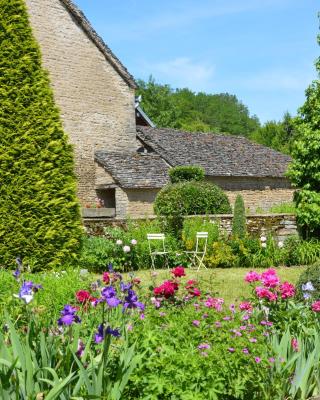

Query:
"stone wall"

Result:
[[226, 189, 294, 213], [83, 213, 297, 241], [25, 0, 137, 204], [126, 189, 159, 216]]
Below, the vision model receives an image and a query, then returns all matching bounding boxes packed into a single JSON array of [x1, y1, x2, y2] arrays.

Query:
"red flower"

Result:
[[154, 280, 179, 298], [189, 288, 201, 297], [171, 266, 186, 278], [102, 272, 110, 284], [76, 290, 92, 303], [186, 279, 197, 289]]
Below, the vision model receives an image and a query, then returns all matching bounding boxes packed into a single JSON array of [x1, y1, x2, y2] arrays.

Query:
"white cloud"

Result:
[[141, 57, 215, 91], [241, 68, 316, 91]]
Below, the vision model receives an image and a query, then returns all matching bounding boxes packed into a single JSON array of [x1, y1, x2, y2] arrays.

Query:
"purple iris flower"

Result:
[[101, 286, 121, 308], [95, 324, 105, 343], [13, 268, 21, 280], [123, 289, 145, 311], [108, 263, 114, 272], [57, 304, 81, 326], [94, 324, 121, 343], [120, 282, 132, 292], [15, 281, 42, 304]]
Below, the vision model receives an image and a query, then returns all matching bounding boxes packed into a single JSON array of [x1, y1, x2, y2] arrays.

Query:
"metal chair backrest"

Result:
[[147, 233, 166, 254], [195, 232, 208, 254]]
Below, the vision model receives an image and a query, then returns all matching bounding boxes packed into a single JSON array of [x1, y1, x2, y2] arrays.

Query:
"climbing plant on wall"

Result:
[[0, 0, 82, 269]]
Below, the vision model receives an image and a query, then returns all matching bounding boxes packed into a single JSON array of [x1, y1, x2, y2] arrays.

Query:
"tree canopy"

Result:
[[137, 77, 260, 136]]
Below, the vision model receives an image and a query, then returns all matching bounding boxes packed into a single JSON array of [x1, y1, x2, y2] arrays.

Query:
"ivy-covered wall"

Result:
[[0, 0, 83, 269]]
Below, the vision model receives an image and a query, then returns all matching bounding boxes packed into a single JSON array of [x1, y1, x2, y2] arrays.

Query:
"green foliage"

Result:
[[0, 0, 82, 269], [169, 165, 205, 183], [250, 112, 297, 154], [205, 241, 237, 268], [287, 26, 320, 238], [232, 195, 247, 238], [182, 217, 219, 250], [282, 236, 320, 266], [297, 261, 320, 300], [137, 76, 260, 136], [154, 181, 232, 216], [268, 202, 296, 214]]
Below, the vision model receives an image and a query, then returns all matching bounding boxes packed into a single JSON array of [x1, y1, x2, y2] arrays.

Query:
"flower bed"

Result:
[[1, 261, 320, 399]]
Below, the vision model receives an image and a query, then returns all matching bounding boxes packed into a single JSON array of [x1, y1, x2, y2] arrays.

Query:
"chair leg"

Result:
[[150, 254, 155, 270]]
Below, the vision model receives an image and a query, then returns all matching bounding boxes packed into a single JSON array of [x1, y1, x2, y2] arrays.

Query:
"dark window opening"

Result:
[[96, 189, 115, 208]]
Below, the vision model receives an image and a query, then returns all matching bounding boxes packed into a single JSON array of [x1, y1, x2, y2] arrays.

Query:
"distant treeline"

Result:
[[137, 77, 298, 154]]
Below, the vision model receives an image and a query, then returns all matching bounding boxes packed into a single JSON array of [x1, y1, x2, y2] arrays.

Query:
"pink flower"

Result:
[[280, 282, 295, 299], [198, 343, 210, 350], [245, 271, 261, 283], [261, 269, 280, 288], [192, 320, 200, 327], [228, 347, 235, 353], [312, 301, 320, 312], [102, 272, 110, 284], [205, 297, 224, 311], [255, 357, 262, 363], [249, 338, 257, 343], [291, 338, 299, 352], [268, 357, 275, 363], [171, 266, 185, 278], [189, 288, 201, 297], [255, 287, 277, 302], [239, 301, 252, 311], [242, 348, 249, 354]]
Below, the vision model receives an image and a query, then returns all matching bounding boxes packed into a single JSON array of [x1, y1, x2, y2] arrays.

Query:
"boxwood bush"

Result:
[[154, 181, 231, 216], [0, 0, 82, 269], [169, 165, 205, 183]]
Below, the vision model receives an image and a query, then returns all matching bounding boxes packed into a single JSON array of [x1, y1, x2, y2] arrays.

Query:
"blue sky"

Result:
[[74, 0, 319, 123]]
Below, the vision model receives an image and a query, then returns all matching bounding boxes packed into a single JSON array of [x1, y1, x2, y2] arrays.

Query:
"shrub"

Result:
[[169, 165, 205, 183], [205, 241, 236, 268], [154, 181, 231, 217], [232, 194, 246, 238], [182, 217, 219, 251], [283, 236, 320, 266], [296, 261, 320, 300], [0, 0, 82, 269]]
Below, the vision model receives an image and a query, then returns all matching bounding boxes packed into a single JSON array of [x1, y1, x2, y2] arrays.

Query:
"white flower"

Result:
[[260, 236, 267, 242], [302, 282, 315, 292], [278, 241, 284, 248], [123, 245, 131, 253], [116, 239, 123, 245], [131, 239, 137, 245], [261, 242, 267, 248], [13, 293, 34, 304]]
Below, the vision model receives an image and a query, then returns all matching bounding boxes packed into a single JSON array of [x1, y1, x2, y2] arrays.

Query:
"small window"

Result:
[[96, 189, 115, 208]]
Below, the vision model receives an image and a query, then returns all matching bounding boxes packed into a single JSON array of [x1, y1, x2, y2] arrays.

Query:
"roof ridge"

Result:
[[59, 0, 137, 89]]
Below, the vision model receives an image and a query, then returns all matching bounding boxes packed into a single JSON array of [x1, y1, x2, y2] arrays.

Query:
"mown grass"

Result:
[[127, 266, 308, 305]]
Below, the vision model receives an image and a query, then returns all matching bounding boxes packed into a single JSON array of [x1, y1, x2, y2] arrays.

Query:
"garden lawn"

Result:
[[127, 266, 308, 305]]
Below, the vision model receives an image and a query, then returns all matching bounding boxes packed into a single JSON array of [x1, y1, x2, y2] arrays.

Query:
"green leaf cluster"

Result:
[[0, 0, 82, 269], [287, 23, 320, 238], [169, 165, 205, 183]]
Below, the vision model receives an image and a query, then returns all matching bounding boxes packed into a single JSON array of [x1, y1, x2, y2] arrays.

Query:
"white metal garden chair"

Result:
[[147, 233, 169, 270], [184, 232, 208, 271]]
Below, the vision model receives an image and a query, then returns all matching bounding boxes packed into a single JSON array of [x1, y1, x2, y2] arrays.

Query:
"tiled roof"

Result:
[[59, 0, 137, 89], [95, 151, 170, 188], [137, 126, 292, 178]]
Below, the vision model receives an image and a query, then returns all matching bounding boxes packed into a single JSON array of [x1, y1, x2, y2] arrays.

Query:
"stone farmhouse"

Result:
[[25, 0, 294, 218]]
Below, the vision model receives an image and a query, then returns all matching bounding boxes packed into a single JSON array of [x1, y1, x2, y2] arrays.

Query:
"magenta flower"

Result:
[[312, 300, 320, 312], [198, 343, 211, 350], [205, 297, 224, 311], [239, 301, 252, 311], [268, 357, 275, 363], [261, 269, 280, 288], [244, 271, 261, 283], [280, 282, 295, 299], [254, 357, 262, 363], [228, 347, 235, 353], [255, 287, 277, 302], [242, 348, 249, 354], [192, 320, 200, 327], [291, 338, 299, 352]]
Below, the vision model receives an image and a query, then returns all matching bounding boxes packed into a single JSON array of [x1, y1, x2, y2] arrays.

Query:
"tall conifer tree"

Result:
[[0, 0, 82, 268]]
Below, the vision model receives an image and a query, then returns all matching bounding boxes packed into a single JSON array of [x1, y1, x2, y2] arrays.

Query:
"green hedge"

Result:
[[0, 0, 82, 269], [154, 181, 231, 216], [169, 165, 205, 183], [232, 194, 246, 238]]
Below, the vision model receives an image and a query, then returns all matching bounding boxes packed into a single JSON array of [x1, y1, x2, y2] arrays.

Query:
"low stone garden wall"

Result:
[[83, 213, 297, 241]]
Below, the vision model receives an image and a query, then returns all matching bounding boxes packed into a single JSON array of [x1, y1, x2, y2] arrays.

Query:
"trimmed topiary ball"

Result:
[[296, 261, 320, 300], [154, 181, 231, 216]]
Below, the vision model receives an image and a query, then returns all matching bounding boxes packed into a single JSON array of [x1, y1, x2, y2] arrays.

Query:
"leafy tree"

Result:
[[287, 24, 320, 238], [137, 77, 260, 135], [0, 0, 82, 268], [169, 166, 205, 184]]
